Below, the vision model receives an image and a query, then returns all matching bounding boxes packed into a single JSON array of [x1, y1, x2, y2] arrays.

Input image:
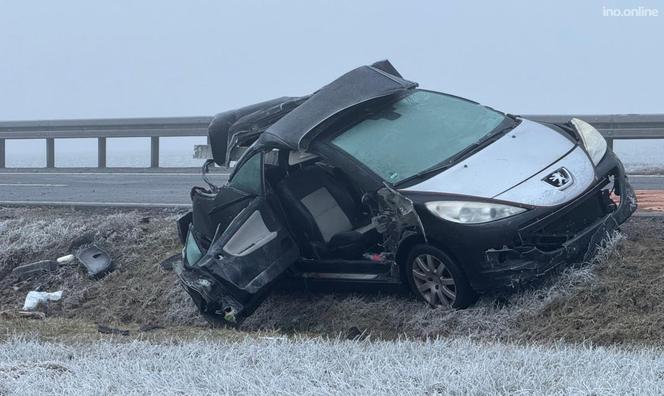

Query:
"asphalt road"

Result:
[[0, 170, 662, 207], [0, 170, 228, 207]]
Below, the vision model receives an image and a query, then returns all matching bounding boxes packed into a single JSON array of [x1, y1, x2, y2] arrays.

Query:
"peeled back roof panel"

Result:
[[261, 65, 417, 150]]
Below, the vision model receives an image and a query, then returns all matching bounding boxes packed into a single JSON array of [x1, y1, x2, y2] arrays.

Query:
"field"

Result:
[[1, 207, 664, 394]]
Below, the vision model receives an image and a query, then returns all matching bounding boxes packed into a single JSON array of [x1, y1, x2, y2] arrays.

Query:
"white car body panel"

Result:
[[494, 146, 596, 206], [403, 119, 596, 207]]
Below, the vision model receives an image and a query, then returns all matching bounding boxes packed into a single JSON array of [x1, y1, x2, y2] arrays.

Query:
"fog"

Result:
[[1, 0, 662, 163]]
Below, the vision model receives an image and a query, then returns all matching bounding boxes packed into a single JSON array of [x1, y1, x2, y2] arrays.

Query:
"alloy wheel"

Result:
[[411, 253, 457, 306]]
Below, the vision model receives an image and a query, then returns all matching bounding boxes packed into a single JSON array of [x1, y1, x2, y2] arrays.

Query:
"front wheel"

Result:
[[405, 244, 477, 309]]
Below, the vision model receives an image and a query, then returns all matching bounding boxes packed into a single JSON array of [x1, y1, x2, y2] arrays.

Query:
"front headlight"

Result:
[[570, 118, 607, 165], [425, 201, 527, 224]]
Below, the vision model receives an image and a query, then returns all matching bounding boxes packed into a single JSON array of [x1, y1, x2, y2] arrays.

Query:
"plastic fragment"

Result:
[[57, 254, 76, 264], [77, 246, 113, 278], [22, 291, 63, 311]]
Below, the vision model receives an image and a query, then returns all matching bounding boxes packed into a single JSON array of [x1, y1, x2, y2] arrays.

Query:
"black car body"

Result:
[[173, 60, 637, 324]]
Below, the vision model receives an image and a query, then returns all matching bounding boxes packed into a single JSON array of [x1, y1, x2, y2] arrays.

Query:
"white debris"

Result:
[[56, 254, 75, 264], [22, 291, 63, 311]]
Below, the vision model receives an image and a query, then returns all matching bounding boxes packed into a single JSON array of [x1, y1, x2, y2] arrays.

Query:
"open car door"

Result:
[[178, 150, 299, 325]]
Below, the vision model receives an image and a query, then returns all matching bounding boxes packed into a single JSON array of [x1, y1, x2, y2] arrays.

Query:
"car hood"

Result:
[[402, 119, 596, 207]]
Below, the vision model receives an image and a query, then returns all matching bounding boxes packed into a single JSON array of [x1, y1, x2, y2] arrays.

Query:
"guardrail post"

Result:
[[98, 137, 106, 168], [46, 138, 55, 168], [0, 138, 5, 168], [150, 136, 159, 167], [606, 137, 614, 151]]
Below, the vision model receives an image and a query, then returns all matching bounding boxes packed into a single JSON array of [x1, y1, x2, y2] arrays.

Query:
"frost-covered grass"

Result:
[[0, 208, 143, 259], [0, 207, 202, 327], [243, 232, 626, 340], [2, 205, 636, 343], [1, 336, 663, 395], [0, 210, 661, 394]]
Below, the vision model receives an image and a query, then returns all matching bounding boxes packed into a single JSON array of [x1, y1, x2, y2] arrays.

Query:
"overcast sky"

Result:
[[1, 0, 663, 120], [1, 0, 662, 165]]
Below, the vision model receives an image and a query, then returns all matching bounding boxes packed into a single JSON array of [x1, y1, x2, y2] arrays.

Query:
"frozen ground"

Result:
[[1, 208, 664, 345], [1, 336, 664, 395], [2, 208, 664, 394]]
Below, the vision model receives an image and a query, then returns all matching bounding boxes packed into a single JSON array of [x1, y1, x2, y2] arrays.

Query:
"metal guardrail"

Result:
[[526, 114, 664, 149], [0, 114, 663, 168], [0, 117, 211, 168]]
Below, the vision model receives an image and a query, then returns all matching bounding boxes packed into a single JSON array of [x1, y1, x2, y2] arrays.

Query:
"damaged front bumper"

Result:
[[478, 162, 637, 291]]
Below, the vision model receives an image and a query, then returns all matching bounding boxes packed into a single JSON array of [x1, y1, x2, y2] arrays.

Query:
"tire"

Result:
[[405, 244, 477, 309]]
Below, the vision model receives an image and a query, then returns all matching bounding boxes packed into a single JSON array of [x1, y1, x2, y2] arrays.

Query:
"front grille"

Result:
[[521, 188, 616, 251]]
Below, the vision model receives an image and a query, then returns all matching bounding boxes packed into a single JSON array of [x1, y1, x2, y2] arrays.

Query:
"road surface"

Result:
[[0, 169, 227, 207], [0, 169, 663, 208]]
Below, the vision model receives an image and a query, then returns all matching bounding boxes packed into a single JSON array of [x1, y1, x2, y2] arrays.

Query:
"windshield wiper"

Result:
[[394, 117, 521, 188], [447, 117, 521, 162], [394, 161, 456, 188], [473, 117, 520, 146]]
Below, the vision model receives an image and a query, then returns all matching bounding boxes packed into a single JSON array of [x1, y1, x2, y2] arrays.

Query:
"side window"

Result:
[[228, 152, 263, 195]]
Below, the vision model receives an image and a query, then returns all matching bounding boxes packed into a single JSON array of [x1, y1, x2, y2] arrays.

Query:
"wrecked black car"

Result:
[[173, 60, 637, 324]]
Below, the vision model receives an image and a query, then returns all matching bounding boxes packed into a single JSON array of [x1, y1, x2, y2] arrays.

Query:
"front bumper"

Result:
[[477, 158, 637, 291], [410, 150, 637, 293]]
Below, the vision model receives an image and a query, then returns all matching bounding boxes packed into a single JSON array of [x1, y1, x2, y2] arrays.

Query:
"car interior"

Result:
[[263, 149, 381, 261]]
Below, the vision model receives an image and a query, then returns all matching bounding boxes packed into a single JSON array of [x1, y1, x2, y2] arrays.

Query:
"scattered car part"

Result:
[[22, 290, 63, 311], [56, 254, 76, 264], [77, 246, 112, 278], [12, 260, 58, 281]]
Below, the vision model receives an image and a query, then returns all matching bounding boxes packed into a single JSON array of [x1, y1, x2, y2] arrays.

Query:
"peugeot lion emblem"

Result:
[[543, 167, 573, 189]]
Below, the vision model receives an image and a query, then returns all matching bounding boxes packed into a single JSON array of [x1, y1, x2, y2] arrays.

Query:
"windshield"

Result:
[[330, 90, 507, 184]]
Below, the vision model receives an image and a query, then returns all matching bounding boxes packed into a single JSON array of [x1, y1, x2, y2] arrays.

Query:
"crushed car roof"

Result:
[[207, 60, 416, 166], [259, 62, 417, 150]]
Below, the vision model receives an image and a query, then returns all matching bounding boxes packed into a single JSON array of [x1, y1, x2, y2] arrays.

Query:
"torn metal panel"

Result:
[[374, 186, 427, 263], [208, 96, 307, 166], [482, 167, 637, 290]]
